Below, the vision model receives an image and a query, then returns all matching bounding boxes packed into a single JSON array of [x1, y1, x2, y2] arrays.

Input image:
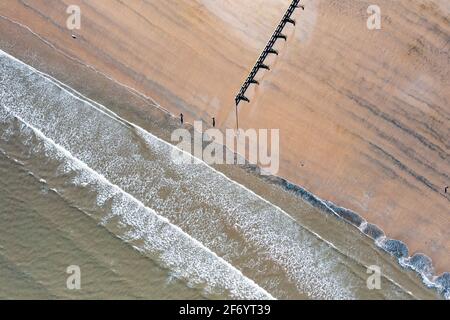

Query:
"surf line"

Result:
[[0, 49, 415, 297], [0, 48, 344, 241], [0, 15, 167, 113], [0, 51, 418, 298], [0, 104, 275, 300]]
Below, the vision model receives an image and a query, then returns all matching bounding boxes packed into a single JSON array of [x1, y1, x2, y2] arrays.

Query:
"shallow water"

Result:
[[0, 151, 205, 299], [0, 50, 439, 299]]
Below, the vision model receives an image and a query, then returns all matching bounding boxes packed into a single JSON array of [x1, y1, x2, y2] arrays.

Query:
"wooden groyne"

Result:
[[234, 0, 304, 107]]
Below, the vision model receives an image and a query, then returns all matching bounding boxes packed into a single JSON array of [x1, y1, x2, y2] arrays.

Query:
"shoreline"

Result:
[[1, 0, 448, 276], [249, 165, 450, 298], [0, 17, 447, 299]]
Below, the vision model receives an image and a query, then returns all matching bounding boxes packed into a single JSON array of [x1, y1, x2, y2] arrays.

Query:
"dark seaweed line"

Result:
[[242, 163, 450, 299], [3, 13, 447, 298]]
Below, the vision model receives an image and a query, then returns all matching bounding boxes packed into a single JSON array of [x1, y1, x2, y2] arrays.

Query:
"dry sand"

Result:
[[0, 0, 448, 273]]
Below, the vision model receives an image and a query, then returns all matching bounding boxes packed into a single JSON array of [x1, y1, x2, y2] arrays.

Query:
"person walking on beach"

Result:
[[180, 113, 184, 125], [212, 117, 216, 128]]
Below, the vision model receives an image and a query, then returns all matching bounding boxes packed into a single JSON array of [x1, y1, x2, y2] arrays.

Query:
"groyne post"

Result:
[[234, 0, 304, 107]]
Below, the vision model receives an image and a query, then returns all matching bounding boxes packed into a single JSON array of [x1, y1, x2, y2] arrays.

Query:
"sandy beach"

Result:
[[0, 0, 448, 291], [0, 34, 442, 299]]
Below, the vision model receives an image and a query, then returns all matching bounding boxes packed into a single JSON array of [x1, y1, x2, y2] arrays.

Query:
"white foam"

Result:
[[0, 105, 274, 300], [0, 48, 419, 299], [0, 15, 167, 114]]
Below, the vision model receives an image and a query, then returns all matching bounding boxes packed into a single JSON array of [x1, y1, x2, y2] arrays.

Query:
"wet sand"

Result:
[[0, 44, 442, 299], [0, 152, 205, 299], [0, 0, 448, 287]]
